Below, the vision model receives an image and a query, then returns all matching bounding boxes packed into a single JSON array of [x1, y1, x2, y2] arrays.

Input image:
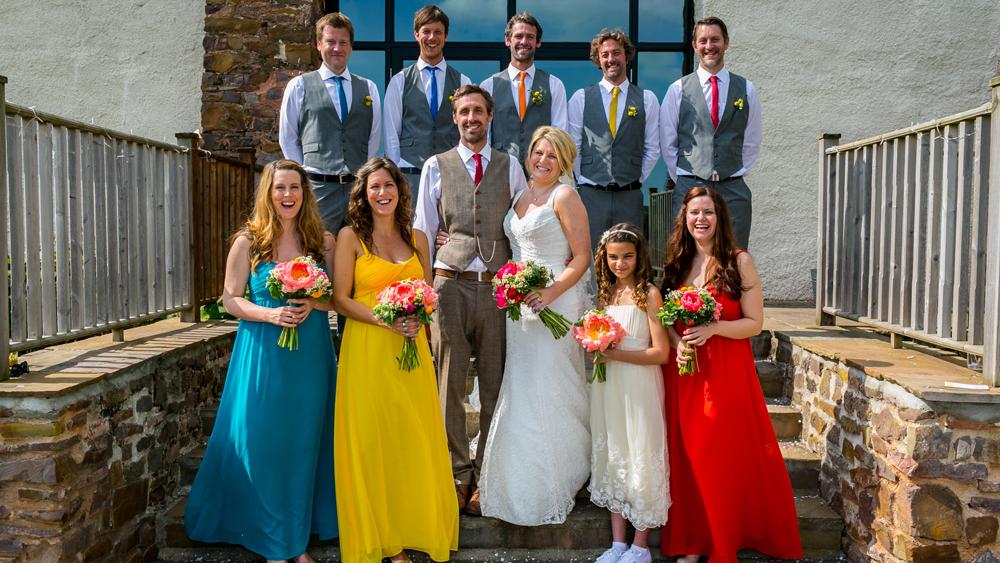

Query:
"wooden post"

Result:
[[176, 133, 201, 322], [0, 76, 9, 380], [816, 133, 841, 326], [983, 71, 1000, 387]]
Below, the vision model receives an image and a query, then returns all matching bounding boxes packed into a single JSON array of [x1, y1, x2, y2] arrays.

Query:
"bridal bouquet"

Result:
[[266, 256, 332, 350], [657, 286, 722, 375], [372, 278, 439, 371], [573, 309, 626, 383], [492, 260, 572, 339]]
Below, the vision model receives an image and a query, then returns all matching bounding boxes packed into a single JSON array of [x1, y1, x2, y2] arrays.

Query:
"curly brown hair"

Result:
[[595, 223, 653, 311], [589, 28, 635, 68], [346, 157, 415, 255], [240, 159, 326, 272], [660, 187, 745, 298]]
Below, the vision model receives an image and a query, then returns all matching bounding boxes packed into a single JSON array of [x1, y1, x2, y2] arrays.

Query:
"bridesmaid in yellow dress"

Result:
[[332, 156, 459, 563]]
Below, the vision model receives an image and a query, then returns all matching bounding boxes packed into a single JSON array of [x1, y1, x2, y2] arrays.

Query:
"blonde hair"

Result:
[[526, 126, 576, 182], [315, 12, 354, 43], [240, 159, 326, 272]]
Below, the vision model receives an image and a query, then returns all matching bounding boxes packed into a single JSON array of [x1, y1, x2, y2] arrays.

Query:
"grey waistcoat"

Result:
[[489, 69, 552, 163], [579, 83, 646, 186], [435, 148, 513, 272], [298, 71, 373, 173], [676, 71, 748, 180], [400, 64, 462, 169]]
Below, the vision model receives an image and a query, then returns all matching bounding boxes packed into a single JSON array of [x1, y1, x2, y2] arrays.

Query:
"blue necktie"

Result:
[[332, 76, 349, 121], [426, 66, 439, 120]]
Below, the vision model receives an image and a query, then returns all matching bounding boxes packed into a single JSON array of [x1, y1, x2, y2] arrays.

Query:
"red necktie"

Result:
[[709, 75, 719, 128], [473, 153, 483, 186]]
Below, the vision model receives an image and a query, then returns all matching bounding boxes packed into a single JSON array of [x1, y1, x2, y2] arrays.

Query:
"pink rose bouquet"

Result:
[[372, 278, 439, 371], [492, 260, 572, 339], [266, 256, 332, 350], [573, 309, 627, 383], [657, 286, 723, 375]]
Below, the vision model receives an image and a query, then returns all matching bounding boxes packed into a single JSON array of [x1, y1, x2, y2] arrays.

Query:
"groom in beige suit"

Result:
[[413, 84, 527, 516]]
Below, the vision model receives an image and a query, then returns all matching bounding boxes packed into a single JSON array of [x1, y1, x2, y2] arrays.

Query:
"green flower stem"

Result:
[[539, 307, 571, 339], [397, 337, 420, 372], [589, 351, 607, 383]]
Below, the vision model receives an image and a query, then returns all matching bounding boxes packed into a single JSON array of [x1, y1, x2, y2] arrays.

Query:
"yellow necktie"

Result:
[[609, 86, 620, 139], [518, 71, 527, 121]]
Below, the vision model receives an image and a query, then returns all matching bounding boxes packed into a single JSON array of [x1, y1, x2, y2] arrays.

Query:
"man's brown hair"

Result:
[[505, 12, 542, 41], [451, 84, 494, 115], [693, 16, 729, 42], [589, 28, 635, 67], [315, 12, 354, 44], [413, 5, 449, 34]]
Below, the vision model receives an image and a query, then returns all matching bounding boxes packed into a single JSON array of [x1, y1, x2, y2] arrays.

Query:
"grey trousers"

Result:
[[578, 185, 646, 253], [312, 177, 351, 355], [673, 175, 752, 249], [403, 171, 421, 212], [430, 275, 506, 486]]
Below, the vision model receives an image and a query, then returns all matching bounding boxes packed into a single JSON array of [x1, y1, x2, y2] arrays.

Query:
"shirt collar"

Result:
[[319, 65, 351, 81], [457, 142, 489, 164], [697, 66, 729, 86], [507, 64, 536, 81], [417, 58, 448, 72], [599, 78, 630, 96]]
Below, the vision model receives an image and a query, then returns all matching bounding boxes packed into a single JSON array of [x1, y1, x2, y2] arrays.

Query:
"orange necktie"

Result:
[[518, 71, 527, 121]]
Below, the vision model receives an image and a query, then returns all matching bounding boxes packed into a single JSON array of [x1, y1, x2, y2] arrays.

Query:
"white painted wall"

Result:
[[1, 0, 204, 145], [697, 0, 1000, 301]]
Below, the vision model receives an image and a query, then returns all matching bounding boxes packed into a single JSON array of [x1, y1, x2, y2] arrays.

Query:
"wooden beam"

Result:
[[816, 133, 841, 326], [983, 72, 1000, 387], [0, 75, 9, 380]]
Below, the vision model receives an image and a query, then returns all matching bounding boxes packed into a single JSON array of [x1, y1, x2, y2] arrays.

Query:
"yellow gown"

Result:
[[334, 243, 459, 563]]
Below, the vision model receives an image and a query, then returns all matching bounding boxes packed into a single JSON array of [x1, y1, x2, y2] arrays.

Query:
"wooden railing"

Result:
[[1, 76, 257, 380], [817, 72, 1000, 386], [648, 188, 673, 279]]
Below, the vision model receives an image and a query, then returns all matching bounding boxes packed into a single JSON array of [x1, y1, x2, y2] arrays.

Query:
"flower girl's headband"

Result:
[[600, 229, 638, 244]]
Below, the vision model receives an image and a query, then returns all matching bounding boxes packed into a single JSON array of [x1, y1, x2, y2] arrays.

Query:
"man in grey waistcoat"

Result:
[[481, 12, 567, 163], [568, 28, 660, 252], [384, 5, 471, 205], [279, 12, 381, 234], [414, 85, 527, 517], [660, 16, 761, 249]]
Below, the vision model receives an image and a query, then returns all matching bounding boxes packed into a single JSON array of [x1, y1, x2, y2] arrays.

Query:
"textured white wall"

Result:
[[696, 0, 1000, 301], [1, 0, 204, 144]]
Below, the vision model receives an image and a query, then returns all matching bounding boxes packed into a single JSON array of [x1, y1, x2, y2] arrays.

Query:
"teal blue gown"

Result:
[[185, 261, 338, 559]]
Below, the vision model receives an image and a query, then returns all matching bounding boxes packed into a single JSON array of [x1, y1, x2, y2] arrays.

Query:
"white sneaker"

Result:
[[594, 545, 627, 563], [617, 546, 652, 563]]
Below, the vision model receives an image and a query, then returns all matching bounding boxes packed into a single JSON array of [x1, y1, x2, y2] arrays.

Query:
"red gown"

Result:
[[660, 285, 802, 562]]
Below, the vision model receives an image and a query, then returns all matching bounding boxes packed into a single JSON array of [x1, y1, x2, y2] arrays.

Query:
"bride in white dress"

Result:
[[478, 126, 593, 525]]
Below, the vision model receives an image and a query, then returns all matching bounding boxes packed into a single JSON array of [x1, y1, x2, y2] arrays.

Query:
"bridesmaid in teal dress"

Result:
[[185, 159, 338, 563]]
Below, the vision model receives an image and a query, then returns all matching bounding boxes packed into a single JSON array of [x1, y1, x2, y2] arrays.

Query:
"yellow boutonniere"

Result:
[[530, 88, 544, 106], [364, 95, 372, 107], [733, 97, 745, 111], [448, 88, 459, 103], [626, 106, 638, 118]]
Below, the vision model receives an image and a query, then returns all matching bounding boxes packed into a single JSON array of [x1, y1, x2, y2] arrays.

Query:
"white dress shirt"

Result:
[[278, 64, 382, 175], [659, 66, 762, 181], [480, 63, 569, 140], [567, 78, 661, 186], [383, 59, 472, 168], [413, 142, 528, 271]]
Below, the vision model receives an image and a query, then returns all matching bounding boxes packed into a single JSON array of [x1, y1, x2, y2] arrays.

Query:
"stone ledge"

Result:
[[763, 308, 1000, 417], [0, 319, 237, 401]]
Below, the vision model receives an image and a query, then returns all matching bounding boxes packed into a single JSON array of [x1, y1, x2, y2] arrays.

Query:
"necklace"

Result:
[[527, 180, 557, 204]]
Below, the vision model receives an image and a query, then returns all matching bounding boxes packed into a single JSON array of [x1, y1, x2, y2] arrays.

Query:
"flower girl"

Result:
[[589, 224, 671, 563]]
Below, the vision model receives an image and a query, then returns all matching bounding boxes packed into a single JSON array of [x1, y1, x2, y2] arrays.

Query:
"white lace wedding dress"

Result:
[[478, 188, 591, 525]]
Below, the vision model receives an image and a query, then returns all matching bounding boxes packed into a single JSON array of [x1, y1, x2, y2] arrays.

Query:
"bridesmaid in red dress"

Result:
[[659, 187, 802, 563]]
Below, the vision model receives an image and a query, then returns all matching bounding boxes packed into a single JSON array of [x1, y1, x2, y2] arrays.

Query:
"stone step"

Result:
[[159, 493, 842, 561], [756, 360, 789, 399], [768, 403, 803, 442], [751, 331, 773, 360]]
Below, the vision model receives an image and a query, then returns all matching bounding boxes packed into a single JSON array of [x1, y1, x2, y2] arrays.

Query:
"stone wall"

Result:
[[201, 0, 324, 164], [0, 332, 234, 562], [776, 337, 1000, 562]]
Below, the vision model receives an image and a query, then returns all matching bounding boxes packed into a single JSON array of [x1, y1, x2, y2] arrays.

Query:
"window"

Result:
[[329, 0, 692, 193]]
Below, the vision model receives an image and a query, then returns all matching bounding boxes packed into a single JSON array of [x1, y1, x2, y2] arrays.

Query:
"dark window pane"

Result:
[[516, 0, 627, 42], [338, 0, 385, 42], [638, 0, 685, 42], [395, 0, 506, 41], [351, 51, 387, 94], [404, 59, 503, 84], [637, 52, 684, 197], [534, 60, 599, 101]]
